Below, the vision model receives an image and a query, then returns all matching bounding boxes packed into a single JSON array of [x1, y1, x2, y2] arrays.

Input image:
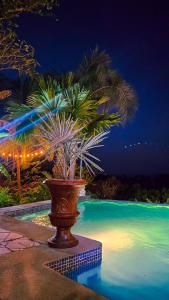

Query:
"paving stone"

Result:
[[17, 237, 35, 247], [0, 247, 11, 255], [4, 232, 23, 241], [7, 239, 28, 251], [0, 231, 23, 242], [0, 227, 39, 255], [6, 237, 39, 251], [0, 232, 10, 242], [0, 242, 7, 247], [0, 228, 10, 233]]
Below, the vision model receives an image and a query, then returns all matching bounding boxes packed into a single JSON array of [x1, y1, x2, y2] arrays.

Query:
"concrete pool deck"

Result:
[[0, 203, 106, 300]]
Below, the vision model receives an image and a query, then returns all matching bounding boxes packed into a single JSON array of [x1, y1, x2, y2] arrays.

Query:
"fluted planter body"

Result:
[[46, 179, 86, 248]]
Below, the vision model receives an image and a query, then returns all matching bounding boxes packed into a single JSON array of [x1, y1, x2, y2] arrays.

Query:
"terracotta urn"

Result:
[[45, 179, 86, 248]]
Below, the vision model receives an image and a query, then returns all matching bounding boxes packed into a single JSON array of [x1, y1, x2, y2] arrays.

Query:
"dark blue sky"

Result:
[[14, 0, 169, 174]]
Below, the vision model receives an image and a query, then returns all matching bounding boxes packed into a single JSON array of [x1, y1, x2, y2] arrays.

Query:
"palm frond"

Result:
[[27, 76, 66, 113], [5, 102, 33, 120], [75, 131, 109, 176], [85, 112, 121, 135], [63, 83, 98, 124], [77, 48, 137, 123], [33, 113, 82, 151], [115, 81, 138, 122], [33, 113, 108, 179]]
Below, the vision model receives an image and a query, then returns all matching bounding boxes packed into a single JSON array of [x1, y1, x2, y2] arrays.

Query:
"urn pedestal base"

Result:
[[48, 233, 78, 248], [48, 213, 79, 248]]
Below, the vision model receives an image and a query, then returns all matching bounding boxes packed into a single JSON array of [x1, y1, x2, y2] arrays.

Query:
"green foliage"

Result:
[[0, 163, 10, 178], [89, 177, 121, 199], [41, 171, 52, 179], [0, 0, 59, 25], [20, 183, 50, 204], [28, 76, 64, 113], [88, 177, 169, 204], [0, 181, 51, 207], [131, 188, 169, 203], [0, 29, 37, 74], [11, 191, 21, 205], [77, 47, 138, 123], [0, 187, 13, 207]]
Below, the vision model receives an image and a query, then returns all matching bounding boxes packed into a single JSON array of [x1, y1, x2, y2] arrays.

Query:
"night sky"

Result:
[[6, 0, 169, 174]]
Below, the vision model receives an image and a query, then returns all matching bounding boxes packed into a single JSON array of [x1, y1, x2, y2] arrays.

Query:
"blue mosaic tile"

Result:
[[65, 259, 102, 280], [45, 246, 102, 275]]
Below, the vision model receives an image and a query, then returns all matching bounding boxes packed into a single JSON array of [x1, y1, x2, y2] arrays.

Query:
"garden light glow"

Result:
[[0, 90, 12, 100], [0, 150, 44, 159]]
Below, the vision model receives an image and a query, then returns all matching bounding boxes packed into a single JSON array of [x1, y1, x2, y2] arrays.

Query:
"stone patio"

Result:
[[0, 227, 39, 255]]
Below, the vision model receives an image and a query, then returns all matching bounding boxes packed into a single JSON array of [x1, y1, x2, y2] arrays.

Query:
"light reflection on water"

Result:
[[18, 200, 169, 300]]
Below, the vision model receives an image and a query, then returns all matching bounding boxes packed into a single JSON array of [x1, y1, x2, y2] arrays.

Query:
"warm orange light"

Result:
[[0, 150, 44, 160], [0, 90, 12, 100]]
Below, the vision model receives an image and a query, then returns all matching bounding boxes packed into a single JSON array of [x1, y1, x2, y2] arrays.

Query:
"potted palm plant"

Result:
[[35, 113, 108, 248]]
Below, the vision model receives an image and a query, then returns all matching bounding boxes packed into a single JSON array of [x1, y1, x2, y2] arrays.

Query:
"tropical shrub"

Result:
[[88, 176, 169, 204], [0, 163, 10, 178], [89, 177, 121, 199], [0, 187, 13, 207], [131, 188, 169, 203], [19, 183, 50, 204]]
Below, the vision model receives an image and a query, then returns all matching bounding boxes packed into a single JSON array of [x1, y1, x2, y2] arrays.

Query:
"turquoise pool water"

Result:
[[18, 200, 169, 300]]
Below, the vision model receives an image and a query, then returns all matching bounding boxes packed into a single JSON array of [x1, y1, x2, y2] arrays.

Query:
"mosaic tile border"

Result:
[[65, 259, 102, 280], [45, 246, 102, 275]]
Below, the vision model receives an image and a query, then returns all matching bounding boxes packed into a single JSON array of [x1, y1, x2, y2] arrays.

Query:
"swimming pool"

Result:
[[18, 200, 169, 300]]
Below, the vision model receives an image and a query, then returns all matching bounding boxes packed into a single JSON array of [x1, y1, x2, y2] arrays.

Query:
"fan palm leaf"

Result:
[[63, 84, 98, 124], [27, 76, 65, 113], [77, 47, 138, 122]]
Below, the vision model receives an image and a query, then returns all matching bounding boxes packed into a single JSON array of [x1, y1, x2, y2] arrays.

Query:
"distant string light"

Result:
[[124, 142, 143, 149], [0, 150, 44, 159], [124, 142, 168, 150]]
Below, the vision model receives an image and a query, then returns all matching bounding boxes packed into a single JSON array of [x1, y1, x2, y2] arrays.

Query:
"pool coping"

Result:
[[0, 196, 92, 217], [0, 199, 51, 216]]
